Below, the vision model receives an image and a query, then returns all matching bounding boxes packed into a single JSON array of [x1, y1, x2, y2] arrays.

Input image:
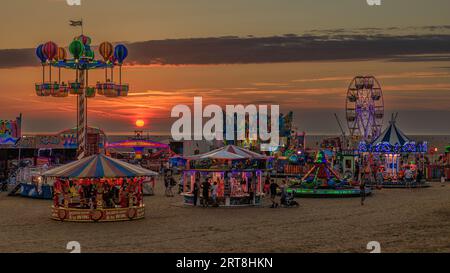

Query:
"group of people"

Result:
[[185, 178, 219, 207], [264, 177, 290, 208], [183, 172, 258, 207], [53, 179, 143, 209], [190, 178, 219, 207], [163, 171, 177, 197]]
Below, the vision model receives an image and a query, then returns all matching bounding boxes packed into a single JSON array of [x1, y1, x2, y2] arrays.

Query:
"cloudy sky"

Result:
[[1, 0, 450, 135]]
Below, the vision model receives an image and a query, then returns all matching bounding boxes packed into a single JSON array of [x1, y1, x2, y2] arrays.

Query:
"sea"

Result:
[[107, 134, 450, 153]]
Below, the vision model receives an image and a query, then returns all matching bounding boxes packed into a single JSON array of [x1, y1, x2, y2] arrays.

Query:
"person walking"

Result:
[[164, 173, 170, 197], [168, 175, 176, 197]]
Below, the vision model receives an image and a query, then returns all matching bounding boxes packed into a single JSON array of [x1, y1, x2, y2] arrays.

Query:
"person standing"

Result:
[[441, 172, 447, 186], [416, 168, 423, 185], [178, 175, 184, 194], [211, 181, 218, 206], [160, 161, 165, 175], [354, 162, 360, 182], [164, 173, 170, 197], [376, 169, 384, 188], [264, 175, 271, 194], [360, 178, 366, 206], [192, 180, 199, 206], [168, 175, 176, 197], [248, 183, 255, 205], [269, 179, 279, 208], [201, 179, 211, 207], [280, 180, 287, 205], [404, 168, 413, 188]]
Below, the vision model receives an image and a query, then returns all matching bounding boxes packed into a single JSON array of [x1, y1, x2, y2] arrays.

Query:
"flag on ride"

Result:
[[70, 20, 83, 27]]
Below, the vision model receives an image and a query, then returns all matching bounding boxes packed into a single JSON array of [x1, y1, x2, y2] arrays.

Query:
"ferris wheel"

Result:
[[346, 76, 384, 141]]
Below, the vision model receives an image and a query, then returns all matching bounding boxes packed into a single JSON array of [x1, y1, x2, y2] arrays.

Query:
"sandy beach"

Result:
[[0, 179, 449, 253]]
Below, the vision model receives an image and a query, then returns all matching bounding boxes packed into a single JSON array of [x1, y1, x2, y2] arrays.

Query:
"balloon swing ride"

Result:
[[35, 34, 157, 222], [35, 36, 130, 158]]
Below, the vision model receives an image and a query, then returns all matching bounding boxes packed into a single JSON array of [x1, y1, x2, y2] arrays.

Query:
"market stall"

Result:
[[42, 154, 157, 222], [178, 145, 269, 207]]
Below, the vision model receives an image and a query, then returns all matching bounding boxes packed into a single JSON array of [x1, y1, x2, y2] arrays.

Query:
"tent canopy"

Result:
[[42, 154, 158, 179], [184, 145, 266, 160]]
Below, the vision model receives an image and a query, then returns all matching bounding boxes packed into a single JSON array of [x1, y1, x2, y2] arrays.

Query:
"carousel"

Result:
[[42, 154, 157, 222], [178, 145, 269, 207], [287, 151, 372, 198], [358, 114, 429, 188]]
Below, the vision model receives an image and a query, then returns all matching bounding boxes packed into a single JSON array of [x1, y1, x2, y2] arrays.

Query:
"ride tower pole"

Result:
[[77, 69, 88, 159]]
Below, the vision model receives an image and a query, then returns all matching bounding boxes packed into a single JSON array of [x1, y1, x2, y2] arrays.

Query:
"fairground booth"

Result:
[[358, 116, 428, 188], [8, 126, 106, 199], [0, 116, 22, 180], [179, 145, 269, 207], [42, 154, 157, 222]]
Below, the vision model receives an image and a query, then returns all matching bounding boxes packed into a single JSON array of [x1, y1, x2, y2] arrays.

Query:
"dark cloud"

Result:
[[2, 28, 450, 68], [0, 48, 37, 68], [112, 34, 450, 65]]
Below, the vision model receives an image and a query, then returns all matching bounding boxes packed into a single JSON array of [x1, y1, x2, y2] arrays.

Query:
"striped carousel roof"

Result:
[[372, 118, 410, 146], [185, 145, 266, 160], [42, 154, 158, 178]]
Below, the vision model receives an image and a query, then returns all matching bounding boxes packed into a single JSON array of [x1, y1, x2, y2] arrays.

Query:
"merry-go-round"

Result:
[[287, 150, 372, 198], [358, 116, 430, 188], [42, 154, 157, 222]]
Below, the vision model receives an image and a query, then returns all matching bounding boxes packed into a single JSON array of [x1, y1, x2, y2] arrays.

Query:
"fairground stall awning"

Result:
[[358, 116, 427, 154], [181, 145, 270, 171], [42, 154, 158, 178], [185, 145, 267, 160]]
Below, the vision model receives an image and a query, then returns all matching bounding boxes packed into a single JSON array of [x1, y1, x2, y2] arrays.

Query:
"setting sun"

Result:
[[135, 119, 145, 128]]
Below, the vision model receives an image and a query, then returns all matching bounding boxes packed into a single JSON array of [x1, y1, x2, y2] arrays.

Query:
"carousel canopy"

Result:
[[42, 154, 158, 178], [185, 145, 266, 160], [371, 118, 410, 146], [359, 113, 427, 154]]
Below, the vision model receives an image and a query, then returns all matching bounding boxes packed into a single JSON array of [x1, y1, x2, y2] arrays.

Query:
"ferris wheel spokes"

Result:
[[346, 76, 384, 142]]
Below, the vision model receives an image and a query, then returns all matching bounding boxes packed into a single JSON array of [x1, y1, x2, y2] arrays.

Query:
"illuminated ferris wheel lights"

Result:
[[346, 76, 385, 141]]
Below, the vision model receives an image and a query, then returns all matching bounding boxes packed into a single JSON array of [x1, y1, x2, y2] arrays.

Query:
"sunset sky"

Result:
[[1, 0, 450, 135]]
